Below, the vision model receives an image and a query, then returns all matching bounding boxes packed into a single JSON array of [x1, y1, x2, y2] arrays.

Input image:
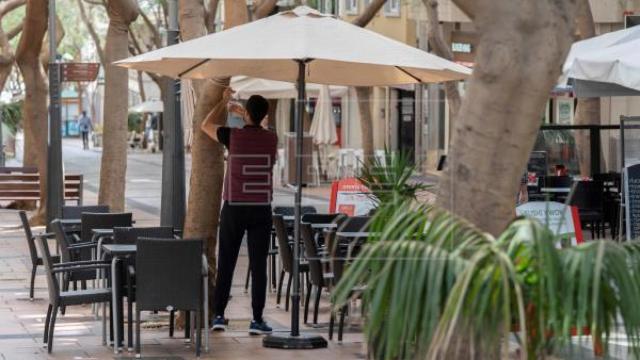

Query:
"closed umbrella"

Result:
[[116, 6, 470, 349], [562, 25, 640, 97], [309, 85, 337, 145]]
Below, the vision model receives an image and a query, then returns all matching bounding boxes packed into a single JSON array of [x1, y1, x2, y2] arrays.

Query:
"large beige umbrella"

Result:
[[231, 76, 347, 99], [129, 99, 164, 113], [116, 5, 470, 349]]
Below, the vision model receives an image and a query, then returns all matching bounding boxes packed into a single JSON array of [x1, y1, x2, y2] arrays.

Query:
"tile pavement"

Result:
[[0, 210, 364, 360]]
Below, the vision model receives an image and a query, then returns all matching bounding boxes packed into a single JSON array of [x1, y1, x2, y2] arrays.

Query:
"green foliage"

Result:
[[0, 101, 22, 135], [357, 149, 428, 207], [128, 112, 142, 132], [333, 200, 640, 359]]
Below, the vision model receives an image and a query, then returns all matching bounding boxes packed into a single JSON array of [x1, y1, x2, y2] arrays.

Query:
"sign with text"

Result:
[[329, 178, 376, 217], [625, 163, 640, 240], [61, 63, 100, 82], [516, 201, 583, 246]]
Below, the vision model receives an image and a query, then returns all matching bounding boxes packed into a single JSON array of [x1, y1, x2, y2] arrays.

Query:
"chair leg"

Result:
[[313, 286, 322, 325], [244, 268, 250, 293], [29, 265, 37, 300], [328, 310, 335, 340], [47, 305, 59, 353], [43, 304, 52, 344], [285, 273, 292, 312], [184, 311, 191, 339], [304, 281, 312, 324], [276, 270, 285, 305], [169, 310, 175, 337], [127, 292, 133, 350], [196, 310, 202, 357], [338, 305, 347, 342], [135, 309, 141, 358]]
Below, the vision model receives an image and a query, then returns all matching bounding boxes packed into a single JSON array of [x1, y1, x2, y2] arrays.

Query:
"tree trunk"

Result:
[[423, 0, 461, 120], [15, 0, 48, 223], [437, 0, 578, 235], [351, 0, 386, 162], [0, 0, 26, 92], [574, 0, 599, 177], [355, 86, 374, 160], [98, 0, 138, 212], [179, 0, 251, 318]]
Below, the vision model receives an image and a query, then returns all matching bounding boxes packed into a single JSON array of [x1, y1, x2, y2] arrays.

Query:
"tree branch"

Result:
[[77, 0, 106, 65], [351, 0, 385, 27], [205, 0, 219, 33], [7, 22, 23, 40], [139, 8, 161, 48], [0, 0, 26, 17], [254, 0, 277, 20]]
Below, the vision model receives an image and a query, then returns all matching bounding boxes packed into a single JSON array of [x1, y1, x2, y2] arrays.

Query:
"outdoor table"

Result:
[[311, 223, 337, 229], [101, 244, 136, 354]]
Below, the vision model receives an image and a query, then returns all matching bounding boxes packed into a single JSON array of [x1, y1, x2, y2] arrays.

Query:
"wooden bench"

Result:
[[0, 167, 83, 205]]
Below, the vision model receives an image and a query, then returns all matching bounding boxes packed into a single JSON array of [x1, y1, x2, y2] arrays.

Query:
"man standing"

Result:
[[78, 111, 93, 150], [201, 88, 277, 335]]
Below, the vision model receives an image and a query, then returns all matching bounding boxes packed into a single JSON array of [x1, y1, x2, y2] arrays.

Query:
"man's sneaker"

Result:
[[248, 320, 272, 335], [211, 316, 228, 331]]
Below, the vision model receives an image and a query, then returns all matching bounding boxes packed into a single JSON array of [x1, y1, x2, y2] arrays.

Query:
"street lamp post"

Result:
[[46, 0, 64, 229], [160, 0, 186, 231]]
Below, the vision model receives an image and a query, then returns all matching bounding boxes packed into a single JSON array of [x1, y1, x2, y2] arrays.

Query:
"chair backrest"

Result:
[[570, 180, 604, 210], [61, 205, 110, 220], [113, 226, 175, 245], [35, 234, 59, 303], [273, 206, 317, 217], [544, 176, 572, 189], [51, 219, 76, 263], [273, 215, 293, 273], [81, 212, 133, 243], [136, 238, 203, 311], [18, 211, 38, 266], [300, 213, 345, 225], [301, 223, 323, 286], [337, 216, 371, 232]]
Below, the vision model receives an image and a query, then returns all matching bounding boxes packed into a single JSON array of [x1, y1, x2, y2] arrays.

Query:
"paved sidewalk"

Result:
[[0, 207, 364, 359]]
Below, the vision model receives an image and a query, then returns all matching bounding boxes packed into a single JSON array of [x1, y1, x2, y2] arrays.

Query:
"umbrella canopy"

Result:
[[116, 6, 471, 85], [231, 76, 347, 99], [129, 99, 164, 113], [562, 26, 640, 97], [309, 85, 337, 145]]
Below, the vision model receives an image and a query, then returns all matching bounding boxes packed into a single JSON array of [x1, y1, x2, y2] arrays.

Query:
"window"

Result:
[[344, 0, 358, 15], [383, 0, 400, 17]]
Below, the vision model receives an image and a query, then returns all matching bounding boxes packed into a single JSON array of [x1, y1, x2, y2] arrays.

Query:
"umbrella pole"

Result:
[[264, 60, 327, 349]]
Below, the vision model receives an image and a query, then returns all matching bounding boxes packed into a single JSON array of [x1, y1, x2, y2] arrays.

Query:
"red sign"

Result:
[[61, 63, 100, 82], [329, 178, 376, 217]]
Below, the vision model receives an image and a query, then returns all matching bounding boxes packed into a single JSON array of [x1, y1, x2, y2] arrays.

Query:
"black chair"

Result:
[[113, 226, 176, 348], [300, 213, 345, 225], [35, 235, 112, 353], [570, 180, 605, 239], [273, 214, 309, 310], [244, 206, 318, 292], [301, 222, 328, 325], [51, 219, 99, 293], [133, 238, 206, 357], [81, 212, 133, 244], [61, 205, 110, 219], [18, 211, 60, 299]]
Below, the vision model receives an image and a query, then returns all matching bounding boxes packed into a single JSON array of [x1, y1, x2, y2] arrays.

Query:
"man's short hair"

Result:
[[246, 95, 269, 125]]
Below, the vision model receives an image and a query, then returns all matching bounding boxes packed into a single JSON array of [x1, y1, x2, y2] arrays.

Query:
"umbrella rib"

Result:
[[395, 66, 423, 83], [178, 59, 211, 78]]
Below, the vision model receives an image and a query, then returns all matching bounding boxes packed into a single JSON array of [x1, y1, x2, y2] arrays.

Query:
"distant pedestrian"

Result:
[[78, 111, 93, 150]]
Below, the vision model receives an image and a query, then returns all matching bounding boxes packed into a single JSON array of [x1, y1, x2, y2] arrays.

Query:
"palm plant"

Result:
[[358, 149, 428, 206], [333, 199, 640, 359]]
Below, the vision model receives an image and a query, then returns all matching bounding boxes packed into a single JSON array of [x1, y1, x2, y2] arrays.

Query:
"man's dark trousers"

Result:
[[213, 201, 272, 322]]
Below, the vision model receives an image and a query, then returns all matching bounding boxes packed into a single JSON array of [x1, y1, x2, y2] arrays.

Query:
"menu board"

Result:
[[624, 163, 640, 240], [516, 201, 583, 246]]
